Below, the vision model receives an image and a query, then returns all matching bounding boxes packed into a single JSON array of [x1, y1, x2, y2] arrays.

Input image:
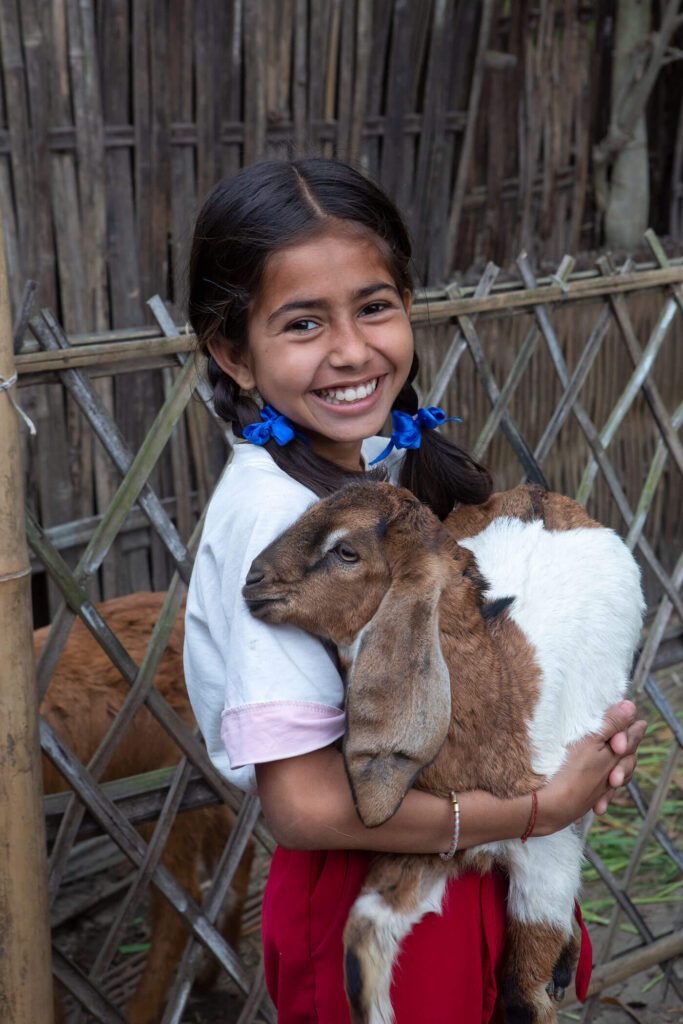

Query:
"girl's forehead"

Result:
[[256, 228, 397, 309]]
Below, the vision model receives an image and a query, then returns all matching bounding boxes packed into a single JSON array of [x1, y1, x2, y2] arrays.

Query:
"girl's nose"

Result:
[[328, 319, 371, 367]]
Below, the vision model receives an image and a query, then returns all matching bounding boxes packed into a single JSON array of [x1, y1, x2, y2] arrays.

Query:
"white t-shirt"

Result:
[[183, 438, 403, 793]]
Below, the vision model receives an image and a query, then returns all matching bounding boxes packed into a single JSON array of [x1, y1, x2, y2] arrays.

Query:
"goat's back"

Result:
[[38, 592, 190, 793], [448, 486, 644, 777]]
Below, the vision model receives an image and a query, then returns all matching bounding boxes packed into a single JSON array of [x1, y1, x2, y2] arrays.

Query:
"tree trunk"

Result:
[[604, 0, 651, 250]]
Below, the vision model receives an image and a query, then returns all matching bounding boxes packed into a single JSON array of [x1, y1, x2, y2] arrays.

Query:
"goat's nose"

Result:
[[245, 559, 266, 587]]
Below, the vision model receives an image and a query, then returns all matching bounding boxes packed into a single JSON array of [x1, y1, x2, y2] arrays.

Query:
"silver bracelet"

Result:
[[439, 791, 460, 861]]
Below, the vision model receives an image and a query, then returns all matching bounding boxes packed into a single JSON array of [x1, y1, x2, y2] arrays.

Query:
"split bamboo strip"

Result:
[[11, 263, 683, 378], [517, 255, 683, 622], [27, 512, 240, 807], [532, 258, 629, 467], [409, 266, 683, 322], [452, 269, 549, 486], [633, 549, 683, 692], [582, 847, 683, 1000], [561, 929, 683, 1008], [235, 962, 271, 1024], [25, 511, 273, 872], [627, 778, 683, 872], [45, 573, 192, 903], [29, 310, 193, 592], [51, 947, 126, 1024], [599, 743, 680, 962], [40, 716, 252, 996], [575, 295, 678, 504], [88, 757, 197, 989], [426, 260, 500, 407], [597, 253, 683, 482], [44, 766, 220, 843], [626, 402, 683, 552], [15, 332, 191, 374], [160, 796, 269, 1024], [0, 222, 54, 1023]]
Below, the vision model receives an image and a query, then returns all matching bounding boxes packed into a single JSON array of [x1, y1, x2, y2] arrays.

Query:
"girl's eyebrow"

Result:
[[266, 282, 398, 324]]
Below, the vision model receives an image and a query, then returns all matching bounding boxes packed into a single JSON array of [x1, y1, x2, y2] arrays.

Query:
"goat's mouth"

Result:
[[243, 594, 288, 618]]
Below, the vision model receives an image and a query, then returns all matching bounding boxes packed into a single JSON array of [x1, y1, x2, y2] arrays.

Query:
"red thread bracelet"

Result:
[[521, 790, 538, 843]]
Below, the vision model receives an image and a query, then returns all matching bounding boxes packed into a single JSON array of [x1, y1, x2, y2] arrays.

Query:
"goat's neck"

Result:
[[438, 541, 508, 706]]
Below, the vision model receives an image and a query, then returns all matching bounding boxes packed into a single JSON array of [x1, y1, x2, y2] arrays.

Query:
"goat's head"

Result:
[[243, 482, 454, 827]]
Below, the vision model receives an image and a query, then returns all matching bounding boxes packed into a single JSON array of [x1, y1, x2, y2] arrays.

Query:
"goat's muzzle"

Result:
[[242, 557, 288, 619]]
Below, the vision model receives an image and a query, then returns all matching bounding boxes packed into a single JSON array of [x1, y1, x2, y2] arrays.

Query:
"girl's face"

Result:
[[211, 228, 414, 470]]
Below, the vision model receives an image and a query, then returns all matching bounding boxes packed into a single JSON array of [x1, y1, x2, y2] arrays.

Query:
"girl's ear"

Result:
[[207, 337, 257, 391], [402, 288, 412, 316]]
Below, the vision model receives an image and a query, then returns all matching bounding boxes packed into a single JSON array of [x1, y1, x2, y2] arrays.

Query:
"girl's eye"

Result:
[[287, 318, 320, 333], [334, 543, 359, 563], [359, 301, 391, 317]]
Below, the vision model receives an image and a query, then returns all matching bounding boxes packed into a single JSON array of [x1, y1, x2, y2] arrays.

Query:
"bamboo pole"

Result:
[[561, 928, 683, 1008], [0, 232, 54, 1015]]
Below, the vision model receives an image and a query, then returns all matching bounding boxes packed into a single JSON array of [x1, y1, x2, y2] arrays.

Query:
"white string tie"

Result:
[[0, 566, 31, 584], [0, 372, 37, 436]]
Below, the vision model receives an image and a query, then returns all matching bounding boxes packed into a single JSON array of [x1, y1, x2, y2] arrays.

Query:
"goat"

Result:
[[242, 481, 644, 1024], [38, 591, 253, 1024]]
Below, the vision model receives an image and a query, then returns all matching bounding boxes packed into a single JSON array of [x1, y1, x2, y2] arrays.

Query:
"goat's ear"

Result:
[[342, 563, 451, 827]]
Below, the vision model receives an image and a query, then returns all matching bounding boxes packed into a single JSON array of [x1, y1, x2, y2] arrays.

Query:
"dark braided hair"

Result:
[[188, 158, 492, 517]]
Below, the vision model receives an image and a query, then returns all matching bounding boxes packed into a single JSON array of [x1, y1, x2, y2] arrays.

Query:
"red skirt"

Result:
[[262, 848, 592, 1023]]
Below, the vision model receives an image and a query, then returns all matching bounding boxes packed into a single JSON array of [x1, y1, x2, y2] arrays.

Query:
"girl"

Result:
[[183, 158, 644, 1023]]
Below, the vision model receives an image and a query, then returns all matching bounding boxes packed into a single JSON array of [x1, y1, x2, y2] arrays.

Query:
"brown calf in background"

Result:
[[38, 591, 252, 1024]]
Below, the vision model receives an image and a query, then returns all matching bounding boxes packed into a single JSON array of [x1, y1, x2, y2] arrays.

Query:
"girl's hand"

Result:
[[535, 700, 646, 836]]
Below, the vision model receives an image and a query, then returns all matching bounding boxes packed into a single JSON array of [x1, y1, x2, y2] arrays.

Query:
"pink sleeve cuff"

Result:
[[221, 700, 346, 768]]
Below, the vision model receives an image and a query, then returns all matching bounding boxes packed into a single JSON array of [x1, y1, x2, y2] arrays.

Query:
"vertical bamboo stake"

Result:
[[0, 226, 54, 1020]]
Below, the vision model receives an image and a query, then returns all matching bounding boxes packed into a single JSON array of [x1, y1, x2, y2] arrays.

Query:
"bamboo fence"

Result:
[[0, 229, 678, 1019], [5, 0, 683, 613], [2, 0, 682, 316]]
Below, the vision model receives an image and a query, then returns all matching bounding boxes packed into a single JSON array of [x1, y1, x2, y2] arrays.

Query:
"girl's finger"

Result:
[[610, 754, 637, 788], [594, 789, 615, 815], [599, 701, 636, 743], [607, 717, 646, 757]]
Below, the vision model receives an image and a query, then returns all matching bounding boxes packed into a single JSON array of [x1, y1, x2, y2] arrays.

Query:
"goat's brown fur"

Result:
[[40, 592, 252, 1024], [244, 482, 619, 1024]]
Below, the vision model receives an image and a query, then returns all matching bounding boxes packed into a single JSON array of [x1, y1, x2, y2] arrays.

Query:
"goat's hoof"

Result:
[[545, 980, 565, 1002]]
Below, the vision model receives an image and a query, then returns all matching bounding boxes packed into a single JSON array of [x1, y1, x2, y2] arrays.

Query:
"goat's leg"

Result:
[[547, 915, 581, 1002], [343, 854, 452, 1024], [498, 830, 583, 1024]]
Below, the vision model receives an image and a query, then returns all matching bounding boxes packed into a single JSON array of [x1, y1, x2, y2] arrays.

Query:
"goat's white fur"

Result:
[[348, 876, 449, 1024], [459, 518, 643, 775], [348, 516, 642, 1020]]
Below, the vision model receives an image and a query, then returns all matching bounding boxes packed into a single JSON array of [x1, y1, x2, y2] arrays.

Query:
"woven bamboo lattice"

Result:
[[8, 0, 683, 618], [2, 0, 683, 318], [18, 232, 682, 1021]]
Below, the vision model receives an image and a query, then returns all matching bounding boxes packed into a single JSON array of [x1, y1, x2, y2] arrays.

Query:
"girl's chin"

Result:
[[305, 408, 389, 443]]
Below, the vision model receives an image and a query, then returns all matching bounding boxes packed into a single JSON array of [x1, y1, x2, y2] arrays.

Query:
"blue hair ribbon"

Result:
[[369, 407, 461, 465], [242, 404, 311, 447]]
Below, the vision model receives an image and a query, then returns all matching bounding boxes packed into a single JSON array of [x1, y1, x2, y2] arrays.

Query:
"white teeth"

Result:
[[317, 378, 378, 404]]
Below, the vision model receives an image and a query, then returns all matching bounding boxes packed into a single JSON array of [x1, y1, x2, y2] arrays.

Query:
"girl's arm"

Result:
[[256, 701, 646, 853]]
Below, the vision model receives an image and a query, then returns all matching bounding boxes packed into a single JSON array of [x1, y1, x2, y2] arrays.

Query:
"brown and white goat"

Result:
[[39, 591, 252, 1024], [242, 482, 644, 1024]]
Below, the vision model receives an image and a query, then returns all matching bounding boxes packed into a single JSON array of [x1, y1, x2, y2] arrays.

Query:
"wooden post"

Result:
[[0, 226, 54, 1018]]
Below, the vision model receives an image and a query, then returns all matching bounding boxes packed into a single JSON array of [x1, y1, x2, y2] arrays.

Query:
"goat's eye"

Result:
[[334, 543, 359, 563]]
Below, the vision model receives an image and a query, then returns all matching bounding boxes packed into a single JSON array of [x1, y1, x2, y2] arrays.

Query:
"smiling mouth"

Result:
[[312, 376, 381, 405]]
